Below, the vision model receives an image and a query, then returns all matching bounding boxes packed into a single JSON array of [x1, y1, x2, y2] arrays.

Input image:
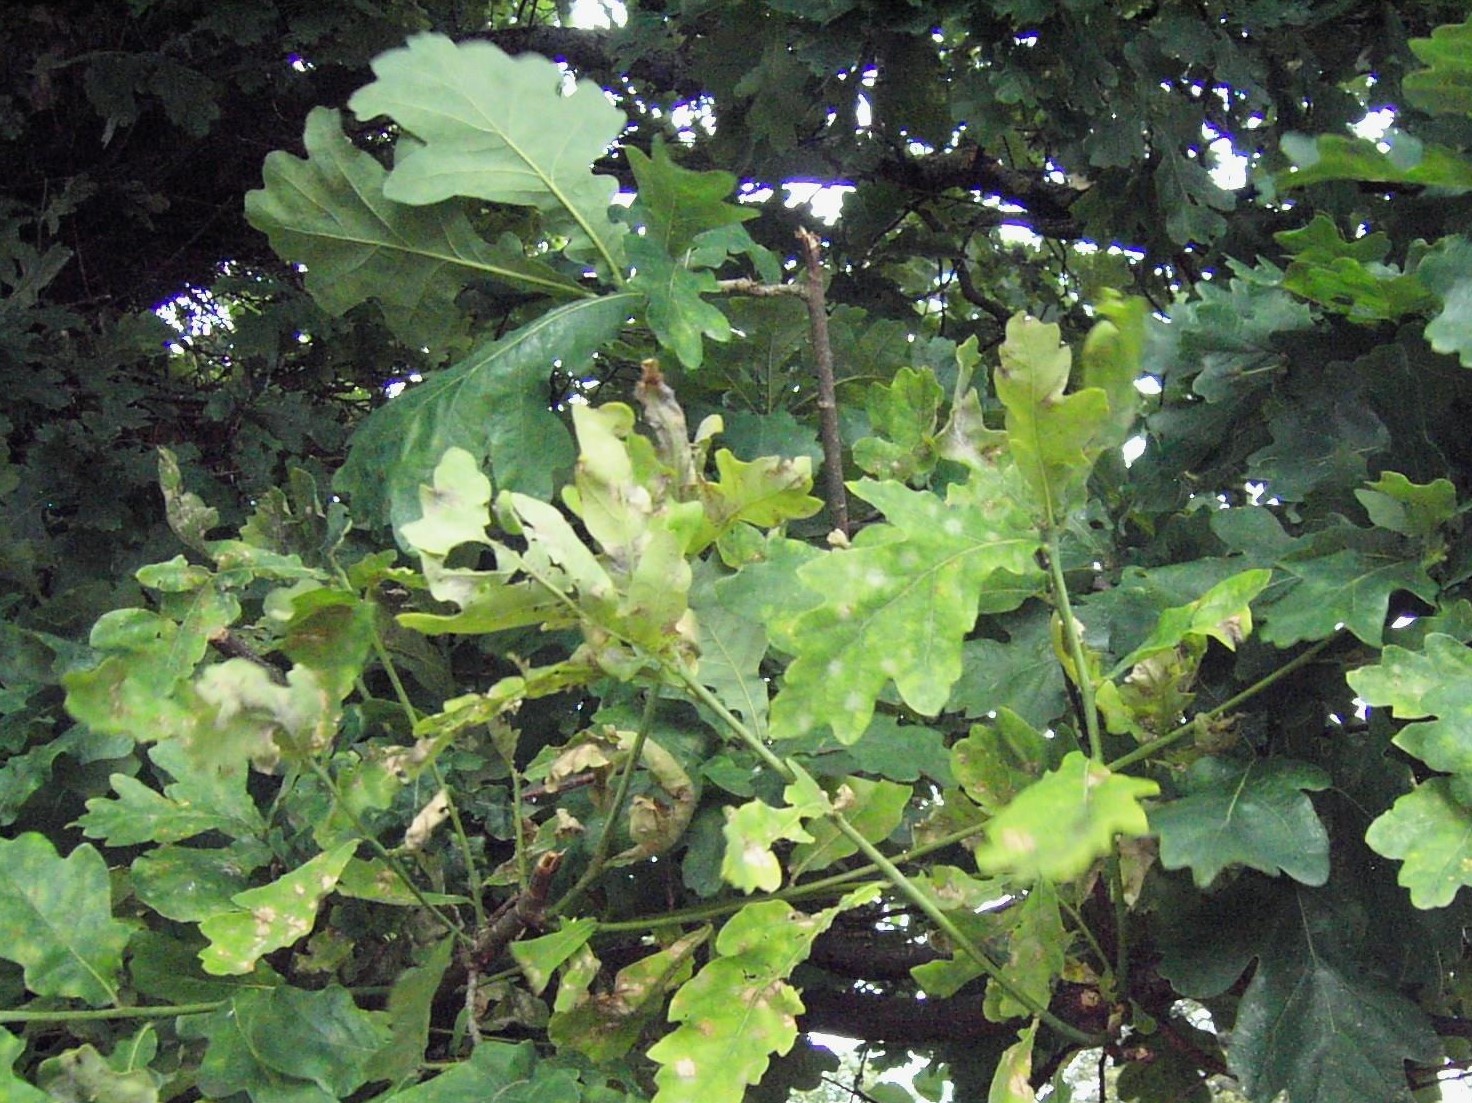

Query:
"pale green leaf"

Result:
[[648, 890, 876, 1103], [988, 1024, 1038, 1103], [348, 34, 627, 275], [972, 752, 1159, 882], [0, 834, 132, 1005], [721, 765, 830, 893], [768, 469, 1043, 743], [789, 776, 910, 876], [1355, 471, 1458, 538], [1365, 779, 1472, 908], [982, 880, 1065, 1022], [627, 135, 758, 255], [0, 1028, 49, 1103], [198, 842, 356, 975], [1110, 568, 1271, 675], [511, 919, 598, 995], [1404, 17, 1472, 117], [399, 447, 493, 557]]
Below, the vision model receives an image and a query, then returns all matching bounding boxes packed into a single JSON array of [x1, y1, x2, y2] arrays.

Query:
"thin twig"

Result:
[[795, 227, 849, 538]]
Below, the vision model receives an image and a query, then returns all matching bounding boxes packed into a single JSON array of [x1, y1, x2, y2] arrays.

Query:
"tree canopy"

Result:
[[6, 2, 1472, 1101]]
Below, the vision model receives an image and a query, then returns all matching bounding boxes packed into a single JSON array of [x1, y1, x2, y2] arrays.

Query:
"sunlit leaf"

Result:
[[972, 752, 1158, 882], [198, 841, 356, 975], [348, 34, 627, 275], [768, 469, 1043, 743]]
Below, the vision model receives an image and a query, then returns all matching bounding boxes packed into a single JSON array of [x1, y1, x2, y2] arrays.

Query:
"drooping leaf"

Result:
[[987, 1023, 1039, 1103], [1150, 756, 1331, 888], [244, 108, 583, 354], [788, 775, 910, 876], [972, 752, 1159, 882], [198, 841, 357, 975], [768, 468, 1043, 743], [647, 889, 878, 1103], [1109, 568, 1270, 675], [347, 34, 627, 276], [511, 919, 597, 996], [951, 708, 1055, 815], [364, 937, 454, 1086], [335, 293, 636, 533], [721, 765, 830, 893], [982, 879, 1066, 1022], [549, 928, 708, 1063]]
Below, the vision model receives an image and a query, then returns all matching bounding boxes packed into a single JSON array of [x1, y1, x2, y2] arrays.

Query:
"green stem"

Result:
[[1107, 855, 1129, 1001], [0, 1001, 224, 1025], [1106, 635, 1337, 772], [1057, 893, 1113, 981], [552, 686, 661, 915], [304, 758, 471, 947], [367, 625, 488, 929], [1045, 528, 1102, 761], [674, 662, 1103, 1047]]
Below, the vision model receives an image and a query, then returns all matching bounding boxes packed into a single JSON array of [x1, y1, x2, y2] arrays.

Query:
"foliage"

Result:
[[8, 3, 1472, 1103]]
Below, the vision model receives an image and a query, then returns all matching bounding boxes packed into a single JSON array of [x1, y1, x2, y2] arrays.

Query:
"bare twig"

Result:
[[714, 277, 808, 297], [795, 227, 849, 538]]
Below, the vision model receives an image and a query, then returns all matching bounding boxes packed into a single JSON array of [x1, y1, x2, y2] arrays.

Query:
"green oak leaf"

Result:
[[1149, 756, 1331, 888], [768, 468, 1043, 743], [789, 776, 910, 876], [700, 449, 823, 535], [982, 880, 1066, 1022], [994, 312, 1136, 518], [336, 858, 466, 907], [244, 108, 582, 355], [1414, 234, 1472, 368], [852, 366, 944, 483], [721, 765, 830, 893], [187, 985, 388, 1103], [1355, 470, 1458, 538], [951, 708, 1055, 815], [949, 610, 1068, 728], [1260, 545, 1437, 647], [549, 928, 707, 1063], [335, 292, 636, 533], [1404, 17, 1472, 116], [131, 841, 271, 922], [647, 890, 877, 1103], [398, 446, 493, 557], [0, 834, 133, 1004], [348, 34, 626, 275], [972, 752, 1159, 882], [690, 566, 770, 736], [78, 740, 263, 847], [1278, 130, 1472, 189], [1364, 778, 1472, 908], [364, 937, 454, 1085], [627, 135, 758, 257], [198, 841, 356, 975], [987, 1024, 1039, 1103], [628, 233, 731, 369], [1275, 215, 1437, 323], [510, 919, 597, 996], [1349, 634, 1472, 784], [34, 1036, 161, 1103], [1110, 568, 1270, 676], [1228, 888, 1441, 1103], [0, 1028, 50, 1103]]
